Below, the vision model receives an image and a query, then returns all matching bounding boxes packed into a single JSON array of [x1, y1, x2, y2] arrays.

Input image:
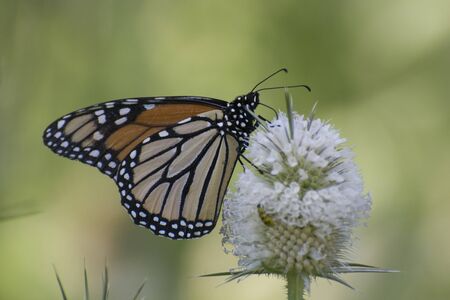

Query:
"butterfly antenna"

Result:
[[251, 68, 288, 92], [256, 84, 311, 93]]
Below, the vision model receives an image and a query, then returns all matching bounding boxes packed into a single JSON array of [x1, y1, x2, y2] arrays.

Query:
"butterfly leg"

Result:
[[258, 115, 270, 122], [239, 154, 264, 174], [253, 115, 266, 129]]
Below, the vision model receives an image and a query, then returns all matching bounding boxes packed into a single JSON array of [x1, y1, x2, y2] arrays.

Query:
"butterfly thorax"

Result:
[[223, 92, 259, 145]]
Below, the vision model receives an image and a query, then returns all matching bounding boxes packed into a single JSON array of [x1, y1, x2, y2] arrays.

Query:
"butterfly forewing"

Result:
[[43, 97, 223, 177], [115, 110, 240, 239]]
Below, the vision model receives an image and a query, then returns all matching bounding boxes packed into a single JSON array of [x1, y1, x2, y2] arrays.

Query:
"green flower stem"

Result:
[[287, 270, 304, 300]]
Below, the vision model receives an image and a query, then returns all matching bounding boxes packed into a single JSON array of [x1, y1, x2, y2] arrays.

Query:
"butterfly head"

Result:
[[222, 92, 260, 143], [231, 92, 260, 111]]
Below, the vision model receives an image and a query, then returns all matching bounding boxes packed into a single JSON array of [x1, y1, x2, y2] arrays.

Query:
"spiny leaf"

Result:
[[131, 279, 147, 300], [53, 266, 68, 300], [83, 261, 89, 300], [320, 274, 354, 290], [285, 89, 294, 139], [199, 271, 238, 277], [102, 265, 109, 300], [334, 263, 399, 274]]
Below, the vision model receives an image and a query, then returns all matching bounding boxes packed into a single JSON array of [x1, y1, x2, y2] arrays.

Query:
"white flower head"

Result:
[[221, 111, 372, 280]]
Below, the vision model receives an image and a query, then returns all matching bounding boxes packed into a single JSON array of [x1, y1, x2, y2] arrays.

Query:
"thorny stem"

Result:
[[287, 270, 304, 300]]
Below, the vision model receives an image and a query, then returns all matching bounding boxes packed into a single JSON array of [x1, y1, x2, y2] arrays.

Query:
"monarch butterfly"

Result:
[[43, 69, 309, 239]]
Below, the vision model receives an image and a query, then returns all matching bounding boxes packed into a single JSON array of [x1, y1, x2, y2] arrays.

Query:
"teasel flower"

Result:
[[209, 93, 395, 300]]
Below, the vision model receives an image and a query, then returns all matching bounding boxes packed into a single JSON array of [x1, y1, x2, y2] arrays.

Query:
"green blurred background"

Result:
[[1, 0, 449, 299]]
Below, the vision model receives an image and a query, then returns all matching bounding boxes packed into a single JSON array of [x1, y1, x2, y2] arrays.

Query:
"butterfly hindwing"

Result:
[[115, 110, 240, 239], [43, 97, 226, 177]]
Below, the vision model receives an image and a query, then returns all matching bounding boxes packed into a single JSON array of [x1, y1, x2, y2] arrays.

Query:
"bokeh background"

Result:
[[1, 0, 449, 299]]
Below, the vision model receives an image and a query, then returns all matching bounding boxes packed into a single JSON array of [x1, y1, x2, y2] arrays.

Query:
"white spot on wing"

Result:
[[90, 150, 100, 157], [97, 115, 106, 124], [115, 117, 127, 125], [158, 130, 169, 137], [93, 131, 104, 140], [119, 108, 131, 115], [95, 110, 104, 116], [144, 104, 155, 110], [57, 120, 65, 129]]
